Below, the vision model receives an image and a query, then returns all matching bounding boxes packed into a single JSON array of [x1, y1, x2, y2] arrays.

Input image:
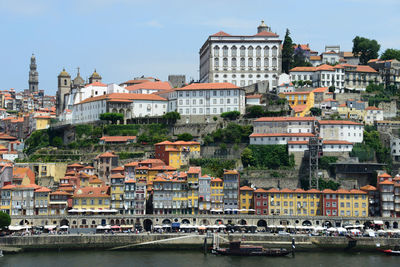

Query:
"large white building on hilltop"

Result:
[[199, 21, 282, 91]]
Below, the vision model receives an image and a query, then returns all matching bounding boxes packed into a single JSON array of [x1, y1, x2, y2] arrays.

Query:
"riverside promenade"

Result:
[[0, 233, 399, 252]]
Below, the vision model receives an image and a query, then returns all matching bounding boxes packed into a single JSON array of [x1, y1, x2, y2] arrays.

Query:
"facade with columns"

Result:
[[199, 21, 282, 91]]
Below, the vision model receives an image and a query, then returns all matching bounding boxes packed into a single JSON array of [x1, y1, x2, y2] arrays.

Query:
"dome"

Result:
[[58, 68, 71, 77], [90, 69, 101, 79], [257, 20, 271, 33], [73, 67, 85, 86]]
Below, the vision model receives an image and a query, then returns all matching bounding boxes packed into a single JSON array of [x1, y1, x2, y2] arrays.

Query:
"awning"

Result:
[[120, 225, 133, 228], [60, 225, 69, 229], [111, 225, 120, 229], [171, 223, 180, 228], [374, 220, 384, 225], [44, 225, 57, 229], [8, 225, 22, 231]]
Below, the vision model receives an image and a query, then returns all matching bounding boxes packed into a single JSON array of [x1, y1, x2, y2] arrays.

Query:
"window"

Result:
[[231, 46, 237, 57], [240, 58, 245, 67], [240, 46, 245, 57], [232, 58, 237, 67]]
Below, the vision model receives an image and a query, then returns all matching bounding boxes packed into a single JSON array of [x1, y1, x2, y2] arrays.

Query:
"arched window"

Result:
[[231, 46, 237, 57], [214, 58, 219, 67], [213, 46, 220, 56], [240, 58, 245, 67], [64, 79, 67, 86], [256, 58, 261, 67], [264, 58, 269, 67], [248, 58, 253, 67], [248, 46, 253, 57], [232, 58, 237, 67], [272, 58, 277, 67], [256, 46, 261, 57], [272, 46, 278, 57], [264, 46, 270, 57], [223, 58, 228, 67], [222, 46, 228, 57], [240, 46, 246, 57]]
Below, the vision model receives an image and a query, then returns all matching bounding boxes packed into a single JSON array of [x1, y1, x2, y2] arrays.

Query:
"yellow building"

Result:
[[187, 166, 201, 214], [15, 162, 68, 183], [171, 179, 188, 215], [239, 186, 254, 214], [337, 102, 365, 121], [73, 186, 110, 210], [0, 184, 14, 214], [155, 141, 201, 169], [34, 116, 51, 130], [211, 178, 224, 213], [279, 87, 329, 117], [34, 186, 51, 215], [267, 188, 322, 216], [337, 189, 368, 217], [110, 173, 125, 214]]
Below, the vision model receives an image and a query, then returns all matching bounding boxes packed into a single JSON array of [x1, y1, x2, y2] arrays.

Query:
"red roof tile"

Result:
[[177, 83, 239, 91], [211, 31, 231, 37], [318, 120, 362, 125], [254, 117, 316, 122]]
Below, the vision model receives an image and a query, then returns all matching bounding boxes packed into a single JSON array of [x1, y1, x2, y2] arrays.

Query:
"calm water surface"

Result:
[[0, 250, 399, 267]]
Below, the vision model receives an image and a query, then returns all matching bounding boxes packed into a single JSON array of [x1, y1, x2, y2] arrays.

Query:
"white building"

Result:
[[71, 93, 167, 124], [199, 21, 282, 91], [250, 132, 315, 145], [252, 117, 316, 135], [245, 94, 263, 106], [390, 137, 400, 161], [176, 83, 245, 117], [317, 120, 363, 143], [364, 106, 384, 125]]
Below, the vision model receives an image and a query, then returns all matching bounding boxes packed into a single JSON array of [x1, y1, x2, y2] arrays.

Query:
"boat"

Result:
[[377, 244, 400, 256], [211, 241, 291, 257]]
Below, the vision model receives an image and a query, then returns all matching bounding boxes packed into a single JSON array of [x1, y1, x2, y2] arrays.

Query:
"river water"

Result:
[[0, 250, 399, 267]]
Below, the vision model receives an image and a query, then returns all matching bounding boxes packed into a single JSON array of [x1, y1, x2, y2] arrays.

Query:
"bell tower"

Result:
[[56, 68, 71, 115], [28, 53, 39, 93]]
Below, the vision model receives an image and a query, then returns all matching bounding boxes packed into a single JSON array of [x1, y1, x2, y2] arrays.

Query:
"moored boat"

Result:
[[211, 241, 291, 257]]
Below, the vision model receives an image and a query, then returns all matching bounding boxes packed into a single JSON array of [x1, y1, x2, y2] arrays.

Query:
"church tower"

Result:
[[56, 68, 71, 115], [28, 54, 39, 93], [88, 69, 102, 84]]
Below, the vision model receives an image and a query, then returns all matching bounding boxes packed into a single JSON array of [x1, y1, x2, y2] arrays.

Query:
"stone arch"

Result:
[[60, 219, 69, 226], [125, 109, 132, 119], [162, 219, 172, 225], [112, 108, 118, 113], [302, 220, 312, 226], [110, 219, 115, 225], [121, 219, 126, 225], [182, 219, 190, 225], [323, 221, 332, 228], [280, 220, 289, 226], [215, 219, 223, 225], [238, 219, 247, 226], [116, 219, 120, 225], [19, 219, 29, 225], [143, 219, 153, 231], [92, 220, 96, 225], [385, 221, 390, 229], [201, 219, 210, 226], [257, 220, 267, 227], [82, 219, 87, 225], [73, 220, 77, 225], [393, 222, 398, 229]]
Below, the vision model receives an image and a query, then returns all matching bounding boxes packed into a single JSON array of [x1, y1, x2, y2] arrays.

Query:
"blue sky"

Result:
[[0, 0, 399, 94]]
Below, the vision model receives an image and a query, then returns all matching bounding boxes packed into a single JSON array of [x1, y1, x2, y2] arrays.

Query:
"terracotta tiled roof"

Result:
[[78, 93, 167, 105], [253, 31, 279, 37], [84, 82, 107, 87], [379, 180, 394, 185], [349, 189, 366, 194], [187, 167, 201, 174], [355, 65, 377, 73], [365, 106, 381, 110], [310, 56, 321, 61], [254, 188, 268, 193], [97, 152, 117, 158], [307, 189, 321, 193], [125, 179, 136, 183], [322, 140, 353, 145], [360, 185, 377, 191], [254, 116, 316, 122], [224, 170, 239, 175], [316, 64, 335, 71], [378, 173, 392, 178], [73, 186, 110, 198], [111, 166, 124, 171], [240, 186, 254, 191], [212, 178, 223, 182], [68, 163, 84, 168], [250, 133, 315, 137], [312, 87, 329, 93], [211, 31, 231, 37], [267, 188, 279, 193], [246, 94, 262, 99], [125, 81, 171, 91], [292, 105, 307, 113], [290, 66, 316, 72], [318, 120, 362, 125], [125, 161, 139, 167], [177, 83, 239, 91], [13, 167, 35, 184], [50, 190, 71, 196], [35, 186, 52, 193]]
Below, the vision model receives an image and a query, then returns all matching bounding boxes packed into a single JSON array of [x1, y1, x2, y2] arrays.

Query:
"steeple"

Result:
[[72, 66, 85, 88], [28, 53, 39, 93]]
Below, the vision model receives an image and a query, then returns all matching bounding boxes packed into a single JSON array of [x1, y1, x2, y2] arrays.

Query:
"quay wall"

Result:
[[0, 234, 399, 252]]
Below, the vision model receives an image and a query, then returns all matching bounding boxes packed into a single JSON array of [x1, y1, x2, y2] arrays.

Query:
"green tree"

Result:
[[310, 107, 322, 116], [245, 105, 264, 118], [282, 29, 294, 73], [51, 136, 63, 148], [381, 48, 400, 61], [352, 36, 380, 64], [99, 113, 124, 124], [221, 111, 240, 120], [163, 111, 181, 124], [177, 133, 194, 141], [293, 45, 313, 68], [0, 211, 11, 229], [241, 147, 255, 167]]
